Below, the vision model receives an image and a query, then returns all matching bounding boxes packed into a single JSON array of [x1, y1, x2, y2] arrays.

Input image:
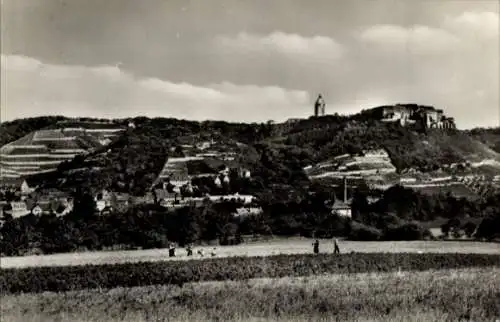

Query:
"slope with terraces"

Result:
[[0, 123, 124, 182], [304, 149, 398, 188], [153, 138, 245, 189], [303, 148, 500, 199]]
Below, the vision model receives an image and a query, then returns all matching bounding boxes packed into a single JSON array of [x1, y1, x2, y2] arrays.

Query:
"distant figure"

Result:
[[186, 244, 193, 256], [333, 238, 340, 254], [211, 247, 217, 257], [168, 243, 176, 257], [313, 239, 320, 254], [197, 249, 204, 257]]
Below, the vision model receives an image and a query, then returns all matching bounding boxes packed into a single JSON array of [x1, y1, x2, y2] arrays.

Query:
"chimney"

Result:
[[343, 176, 347, 203]]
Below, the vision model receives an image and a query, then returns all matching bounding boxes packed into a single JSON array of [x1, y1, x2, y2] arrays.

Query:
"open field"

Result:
[[2, 238, 499, 268], [2, 267, 499, 322]]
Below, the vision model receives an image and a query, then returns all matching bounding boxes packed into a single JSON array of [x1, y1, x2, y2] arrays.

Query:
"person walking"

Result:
[[186, 244, 193, 257], [313, 239, 320, 254], [333, 238, 340, 254], [168, 243, 176, 257]]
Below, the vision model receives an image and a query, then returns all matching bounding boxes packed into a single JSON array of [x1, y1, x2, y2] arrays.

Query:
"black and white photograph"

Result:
[[1, 0, 499, 321]]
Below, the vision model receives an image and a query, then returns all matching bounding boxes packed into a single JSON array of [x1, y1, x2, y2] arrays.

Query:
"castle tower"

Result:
[[314, 94, 326, 117]]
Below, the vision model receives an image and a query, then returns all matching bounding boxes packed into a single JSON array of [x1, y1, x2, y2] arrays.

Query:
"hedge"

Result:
[[1, 253, 499, 294]]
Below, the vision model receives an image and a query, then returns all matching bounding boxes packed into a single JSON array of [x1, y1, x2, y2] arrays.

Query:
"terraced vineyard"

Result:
[[0, 123, 124, 180]]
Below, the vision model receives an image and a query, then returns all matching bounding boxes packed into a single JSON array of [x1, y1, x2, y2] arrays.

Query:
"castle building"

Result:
[[368, 104, 456, 129]]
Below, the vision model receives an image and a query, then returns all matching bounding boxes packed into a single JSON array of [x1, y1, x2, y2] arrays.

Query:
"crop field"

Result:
[[2, 252, 499, 294], [2, 267, 499, 322], [2, 238, 499, 269]]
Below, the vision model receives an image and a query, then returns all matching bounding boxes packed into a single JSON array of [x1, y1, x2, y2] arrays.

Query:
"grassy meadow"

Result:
[[2, 267, 499, 322], [2, 238, 499, 269]]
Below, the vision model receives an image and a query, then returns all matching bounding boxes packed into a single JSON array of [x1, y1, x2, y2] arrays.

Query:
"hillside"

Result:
[[1, 111, 499, 198], [18, 117, 269, 195], [468, 128, 500, 153], [0, 116, 69, 147], [0, 121, 125, 182]]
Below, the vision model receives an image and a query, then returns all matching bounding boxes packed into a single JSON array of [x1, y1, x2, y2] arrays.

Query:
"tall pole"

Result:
[[343, 176, 347, 203]]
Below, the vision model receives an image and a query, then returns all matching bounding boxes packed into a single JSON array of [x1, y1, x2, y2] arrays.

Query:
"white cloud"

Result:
[[443, 11, 499, 40], [1, 11, 498, 129], [215, 31, 344, 62], [351, 11, 499, 128], [0, 55, 312, 123], [358, 11, 499, 55], [358, 24, 462, 55]]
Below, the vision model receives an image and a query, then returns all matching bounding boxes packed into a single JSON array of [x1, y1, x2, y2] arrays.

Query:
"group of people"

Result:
[[168, 243, 217, 258], [167, 238, 340, 258], [312, 238, 340, 254]]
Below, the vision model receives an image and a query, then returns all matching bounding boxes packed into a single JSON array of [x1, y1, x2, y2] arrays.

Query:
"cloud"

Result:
[[443, 11, 499, 40], [358, 25, 461, 55], [1, 10, 498, 129], [351, 11, 499, 128], [1, 55, 312, 123], [358, 11, 498, 56], [215, 32, 344, 63]]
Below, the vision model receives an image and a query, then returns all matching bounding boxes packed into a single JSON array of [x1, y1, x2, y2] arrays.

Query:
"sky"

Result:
[[1, 0, 499, 128]]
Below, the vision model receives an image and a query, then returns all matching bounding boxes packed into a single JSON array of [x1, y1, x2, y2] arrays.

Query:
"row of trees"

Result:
[[2, 184, 499, 256]]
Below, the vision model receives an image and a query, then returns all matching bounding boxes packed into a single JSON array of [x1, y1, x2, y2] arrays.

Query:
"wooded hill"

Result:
[[1, 113, 499, 198]]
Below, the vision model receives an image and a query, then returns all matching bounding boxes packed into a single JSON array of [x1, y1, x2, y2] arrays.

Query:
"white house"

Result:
[[4, 202, 30, 218], [331, 200, 352, 217], [234, 207, 263, 217], [96, 200, 106, 212]]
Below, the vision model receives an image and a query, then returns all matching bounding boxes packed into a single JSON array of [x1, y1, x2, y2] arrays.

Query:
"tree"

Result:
[[71, 191, 97, 220], [440, 223, 450, 237], [384, 221, 429, 241], [348, 221, 383, 241], [476, 214, 500, 241], [463, 222, 477, 238]]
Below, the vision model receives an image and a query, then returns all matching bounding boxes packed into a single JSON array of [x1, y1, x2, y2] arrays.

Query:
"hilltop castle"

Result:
[[369, 104, 456, 129]]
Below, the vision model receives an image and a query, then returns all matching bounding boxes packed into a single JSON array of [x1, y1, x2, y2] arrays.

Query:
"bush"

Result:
[[1, 253, 499, 294], [384, 222, 430, 241], [452, 228, 464, 239], [347, 221, 383, 241], [476, 214, 500, 241], [463, 222, 477, 238]]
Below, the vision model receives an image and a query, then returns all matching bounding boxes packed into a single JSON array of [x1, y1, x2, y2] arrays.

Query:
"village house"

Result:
[[94, 189, 131, 213], [239, 168, 251, 178], [0, 177, 37, 197], [2, 201, 30, 218], [24, 188, 73, 216], [234, 206, 263, 217], [331, 199, 352, 218], [167, 173, 191, 188]]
